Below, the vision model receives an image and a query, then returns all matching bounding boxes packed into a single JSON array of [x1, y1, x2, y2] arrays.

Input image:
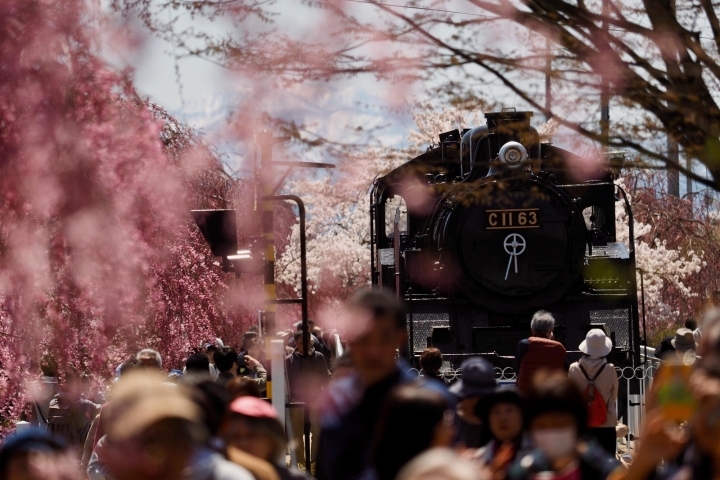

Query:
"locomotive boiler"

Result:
[[370, 109, 641, 369]]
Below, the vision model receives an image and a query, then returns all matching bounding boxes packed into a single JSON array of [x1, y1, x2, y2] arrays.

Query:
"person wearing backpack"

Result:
[[31, 355, 60, 428], [44, 366, 101, 449], [568, 329, 619, 456]]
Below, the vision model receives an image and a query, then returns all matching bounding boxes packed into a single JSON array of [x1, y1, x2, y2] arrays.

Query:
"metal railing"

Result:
[[619, 346, 660, 451], [410, 366, 517, 382]]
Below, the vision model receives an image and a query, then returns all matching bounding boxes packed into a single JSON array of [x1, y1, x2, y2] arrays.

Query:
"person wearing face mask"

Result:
[[507, 372, 622, 480]]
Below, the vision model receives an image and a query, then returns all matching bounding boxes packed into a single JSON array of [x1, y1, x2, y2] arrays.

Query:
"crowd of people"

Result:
[[3, 288, 720, 480]]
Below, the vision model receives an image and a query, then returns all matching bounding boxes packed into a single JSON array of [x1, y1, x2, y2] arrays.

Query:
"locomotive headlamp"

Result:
[[498, 141, 528, 169]]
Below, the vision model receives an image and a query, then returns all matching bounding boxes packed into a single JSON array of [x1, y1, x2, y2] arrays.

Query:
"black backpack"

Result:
[[42, 394, 89, 446]]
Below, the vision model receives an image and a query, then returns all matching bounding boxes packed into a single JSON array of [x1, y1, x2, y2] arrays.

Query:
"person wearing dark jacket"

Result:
[[449, 357, 496, 448], [214, 347, 238, 387], [361, 383, 455, 480], [286, 330, 330, 469], [654, 335, 676, 359], [316, 289, 452, 480], [312, 326, 333, 370], [420, 347, 448, 386]]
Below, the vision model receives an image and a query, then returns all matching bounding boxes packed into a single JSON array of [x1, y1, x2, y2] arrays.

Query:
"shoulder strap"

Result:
[[579, 363, 606, 383], [34, 401, 47, 424]]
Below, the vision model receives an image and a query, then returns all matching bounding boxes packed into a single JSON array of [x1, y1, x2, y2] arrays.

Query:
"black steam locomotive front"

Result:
[[371, 110, 640, 368]]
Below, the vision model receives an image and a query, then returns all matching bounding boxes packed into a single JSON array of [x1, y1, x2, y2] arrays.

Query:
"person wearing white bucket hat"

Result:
[[568, 328, 619, 456]]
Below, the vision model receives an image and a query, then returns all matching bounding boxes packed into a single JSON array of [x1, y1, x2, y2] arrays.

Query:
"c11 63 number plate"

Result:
[[485, 208, 540, 230]]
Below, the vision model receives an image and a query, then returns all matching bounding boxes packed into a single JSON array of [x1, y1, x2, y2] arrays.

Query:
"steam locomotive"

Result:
[[370, 109, 641, 369]]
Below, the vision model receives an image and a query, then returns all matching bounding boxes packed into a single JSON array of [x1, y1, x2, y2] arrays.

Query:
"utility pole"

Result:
[[258, 131, 281, 334], [667, 138, 680, 197], [545, 37, 552, 122], [257, 130, 278, 397], [600, 0, 610, 144], [667, 0, 680, 197]]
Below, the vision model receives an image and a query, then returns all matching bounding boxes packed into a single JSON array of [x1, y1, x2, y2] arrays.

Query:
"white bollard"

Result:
[[270, 339, 287, 430], [14, 421, 31, 432]]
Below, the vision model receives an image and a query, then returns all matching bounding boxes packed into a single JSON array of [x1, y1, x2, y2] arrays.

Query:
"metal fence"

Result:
[[619, 347, 661, 451]]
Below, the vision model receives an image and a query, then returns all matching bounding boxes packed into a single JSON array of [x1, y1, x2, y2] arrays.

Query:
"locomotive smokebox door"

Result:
[[441, 178, 588, 313]]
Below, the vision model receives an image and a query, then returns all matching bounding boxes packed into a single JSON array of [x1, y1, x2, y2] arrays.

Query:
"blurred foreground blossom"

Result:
[[0, 0, 255, 430]]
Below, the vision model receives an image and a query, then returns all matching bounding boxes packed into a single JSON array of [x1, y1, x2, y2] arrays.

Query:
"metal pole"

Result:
[[264, 195, 309, 354], [370, 184, 377, 286], [263, 194, 311, 466], [303, 403, 311, 469], [639, 269, 647, 365], [407, 287, 414, 364], [617, 185, 641, 367]]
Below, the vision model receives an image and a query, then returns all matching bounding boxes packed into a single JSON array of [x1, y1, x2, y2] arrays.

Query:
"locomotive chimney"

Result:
[[485, 109, 540, 161]]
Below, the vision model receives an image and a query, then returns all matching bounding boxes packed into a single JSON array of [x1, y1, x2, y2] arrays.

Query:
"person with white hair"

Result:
[[513, 310, 567, 394], [136, 349, 162, 370]]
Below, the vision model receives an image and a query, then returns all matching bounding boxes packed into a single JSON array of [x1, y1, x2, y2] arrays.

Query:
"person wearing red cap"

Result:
[[221, 397, 312, 480]]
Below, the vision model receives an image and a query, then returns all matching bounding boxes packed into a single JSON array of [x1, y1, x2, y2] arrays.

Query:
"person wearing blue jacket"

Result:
[[316, 289, 453, 480]]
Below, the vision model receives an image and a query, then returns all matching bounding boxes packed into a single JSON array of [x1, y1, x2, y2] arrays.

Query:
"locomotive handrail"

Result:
[[637, 268, 648, 365], [615, 184, 642, 367], [614, 185, 635, 256], [467, 132, 497, 178]]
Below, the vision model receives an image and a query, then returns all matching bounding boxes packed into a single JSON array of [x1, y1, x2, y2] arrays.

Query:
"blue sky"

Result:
[[99, 0, 422, 172]]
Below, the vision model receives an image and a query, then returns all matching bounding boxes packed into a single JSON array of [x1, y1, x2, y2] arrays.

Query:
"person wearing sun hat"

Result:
[[671, 328, 698, 360], [87, 371, 209, 480], [568, 328, 619, 455]]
